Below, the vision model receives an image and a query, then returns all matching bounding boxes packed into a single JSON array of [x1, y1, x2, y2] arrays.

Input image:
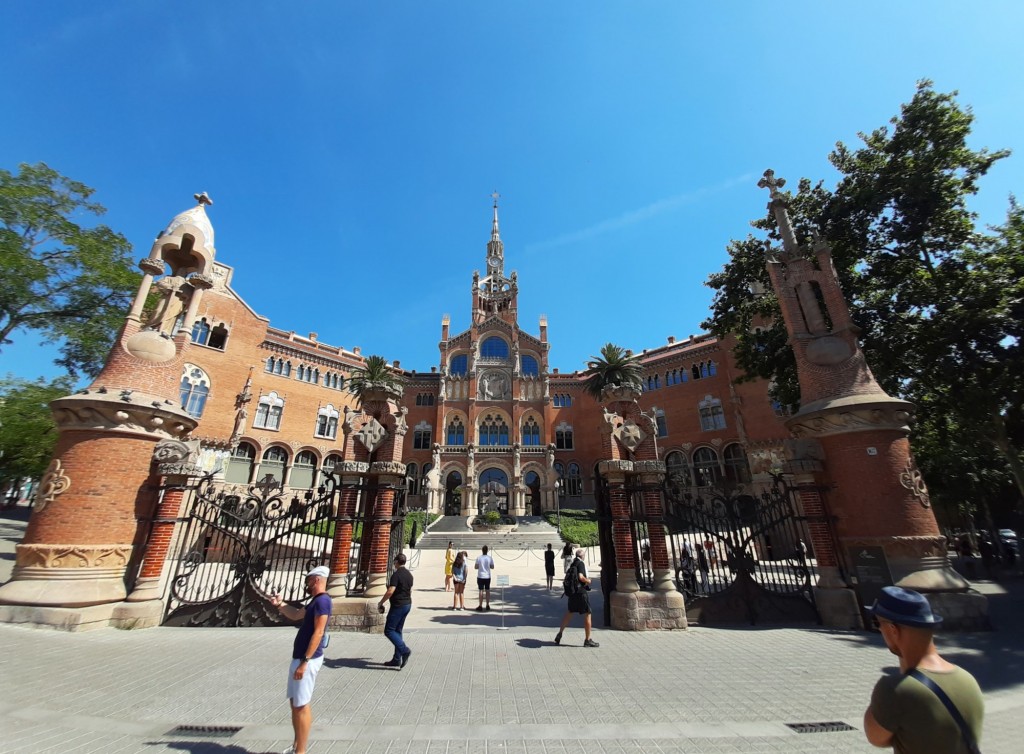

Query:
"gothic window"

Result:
[[681, 369, 688, 382], [478, 414, 509, 446], [314, 404, 339, 439], [225, 442, 255, 484], [692, 447, 721, 487], [179, 364, 210, 419], [449, 354, 468, 375], [723, 443, 752, 484], [698, 396, 726, 431], [665, 370, 675, 386], [557, 394, 572, 407], [260, 446, 288, 484], [555, 422, 574, 450], [481, 337, 509, 359], [324, 372, 343, 390], [291, 450, 318, 489], [700, 362, 709, 379], [413, 421, 432, 450], [708, 360, 718, 376], [208, 323, 228, 350], [567, 463, 583, 496], [521, 355, 539, 376], [406, 463, 419, 495], [665, 450, 691, 488], [191, 318, 211, 346], [283, 361, 292, 378], [322, 454, 343, 473], [692, 364, 701, 380], [446, 417, 466, 446], [297, 365, 319, 384], [553, 394, 563, 407], [521, 417, 541, 446], [554, 461, 565, 479], [654, 407, 668, 437], [415, 393, 435, 406], [265, 357, 275, 373], [254, 392, 284, 430]]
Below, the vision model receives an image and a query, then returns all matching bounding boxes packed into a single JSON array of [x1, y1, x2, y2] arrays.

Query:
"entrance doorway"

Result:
[[444, 471, 462, 516], [478, 468, 509, 514], [525, 471, 541, 515]]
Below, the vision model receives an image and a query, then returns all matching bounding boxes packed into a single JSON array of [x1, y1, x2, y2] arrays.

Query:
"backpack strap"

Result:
[[906, 669, 981, 754]]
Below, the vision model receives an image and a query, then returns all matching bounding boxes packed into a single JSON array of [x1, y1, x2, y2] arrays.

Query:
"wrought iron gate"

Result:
[[341, 476, 407, 597], [596, 472, 824, 626], [162, 473, 338, 627]]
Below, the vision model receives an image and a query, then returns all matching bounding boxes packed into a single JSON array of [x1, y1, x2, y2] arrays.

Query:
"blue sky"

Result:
[[2, 1, 1022, 382]]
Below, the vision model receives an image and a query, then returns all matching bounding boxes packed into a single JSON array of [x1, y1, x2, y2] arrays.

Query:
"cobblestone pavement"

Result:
[[2, 513, 1023, 753]]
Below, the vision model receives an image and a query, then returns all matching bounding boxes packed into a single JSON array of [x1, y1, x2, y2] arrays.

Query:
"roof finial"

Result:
[[758, 170, 799, 254], [194, 192, 213, 207], [490, 190, 501, 240]]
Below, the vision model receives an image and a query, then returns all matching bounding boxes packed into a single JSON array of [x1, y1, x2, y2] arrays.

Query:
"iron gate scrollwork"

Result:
[[163, 472, 337, 627], [342, 476, 407, 597], [664, 473, 821, 625]]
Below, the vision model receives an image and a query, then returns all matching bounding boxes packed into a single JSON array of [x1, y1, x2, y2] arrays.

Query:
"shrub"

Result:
[[543, 508, 599, 547]]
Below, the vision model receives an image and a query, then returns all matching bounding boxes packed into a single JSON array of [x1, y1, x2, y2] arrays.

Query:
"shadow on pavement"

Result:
[[151, 742, 267, 753], [322, 656, 378, 670]]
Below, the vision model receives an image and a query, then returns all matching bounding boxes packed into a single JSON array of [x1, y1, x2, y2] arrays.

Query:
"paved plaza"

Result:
[[2, 509, 1023, 754]]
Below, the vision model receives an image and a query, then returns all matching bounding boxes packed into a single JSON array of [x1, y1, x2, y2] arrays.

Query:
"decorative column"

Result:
[[326, 461, 369, 596], [758, 170, 985, 629]]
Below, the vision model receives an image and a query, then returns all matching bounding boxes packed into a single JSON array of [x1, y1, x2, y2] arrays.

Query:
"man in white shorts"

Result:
[[272, 565, 332, 754]]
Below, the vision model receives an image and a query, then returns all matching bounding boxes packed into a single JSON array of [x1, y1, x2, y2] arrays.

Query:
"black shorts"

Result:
[[477, 577, 491, 590], [545, 565, 556, 576], [567, 591, 591, 614]]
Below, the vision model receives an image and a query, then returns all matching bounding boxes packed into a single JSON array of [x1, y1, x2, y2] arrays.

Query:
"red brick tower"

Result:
[[0, 195, 217, 630], [598, 385, 687, 630], [758, 171, 984, 628]]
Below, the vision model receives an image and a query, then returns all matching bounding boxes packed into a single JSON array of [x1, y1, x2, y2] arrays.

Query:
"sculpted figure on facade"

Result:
[[146, 275, 190, 335], [546, 443, 555, 469]]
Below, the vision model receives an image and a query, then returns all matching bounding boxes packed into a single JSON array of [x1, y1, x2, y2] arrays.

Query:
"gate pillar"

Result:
[[758, 171, 985, 629], [365, 463, 406, 596], [0, 195, 213, 630], [635, 462, 675, 592], [328, 462, 369, 598]]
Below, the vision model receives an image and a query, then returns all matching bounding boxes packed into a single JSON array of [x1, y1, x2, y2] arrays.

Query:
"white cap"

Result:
[[307, 566, 330, 579]]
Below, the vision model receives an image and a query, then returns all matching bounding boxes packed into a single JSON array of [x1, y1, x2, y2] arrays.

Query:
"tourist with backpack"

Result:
[[554, 549, 599, 648]]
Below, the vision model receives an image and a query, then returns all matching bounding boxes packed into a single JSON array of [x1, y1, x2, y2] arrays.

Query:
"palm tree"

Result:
[[347, 355, 405, 405], [583, 343, 644, 402]]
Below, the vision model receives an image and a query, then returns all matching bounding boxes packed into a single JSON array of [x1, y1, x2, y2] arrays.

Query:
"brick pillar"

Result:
[[126, 481, 188, 602], [364, 464, 406, 596], [327, 463, 368, 597], [600, 462, 639, 593], [636, 462, 676, 592]]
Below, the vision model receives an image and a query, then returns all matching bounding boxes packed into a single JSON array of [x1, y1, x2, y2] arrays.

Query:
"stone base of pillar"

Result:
[[813, 586, 864, 630], [328, 597, 386, 632], [652, 568, 676, 592], [125, 576, 162, 602], [924, 590, 990, 631], [0, 543, 134, 608], [615, 569, 640, 593], [0, 598, 163, 632], [609, 589, 687, 631], [891, 555, 970, 592], [364, 572, 388, 597]]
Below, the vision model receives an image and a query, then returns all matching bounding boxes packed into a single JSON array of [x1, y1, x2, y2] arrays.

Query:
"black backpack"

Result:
[[563, 561, 580, 596]]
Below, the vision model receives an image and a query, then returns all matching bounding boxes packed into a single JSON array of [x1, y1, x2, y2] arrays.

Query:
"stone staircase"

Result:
[[415, 515, 561, 551]]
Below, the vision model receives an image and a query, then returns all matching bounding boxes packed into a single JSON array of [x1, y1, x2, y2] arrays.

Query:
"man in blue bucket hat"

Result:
[[863, 586, 984, 753]]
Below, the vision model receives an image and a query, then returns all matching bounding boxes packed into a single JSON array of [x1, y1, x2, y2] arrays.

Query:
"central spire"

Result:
[[487, 190, 504, 269]]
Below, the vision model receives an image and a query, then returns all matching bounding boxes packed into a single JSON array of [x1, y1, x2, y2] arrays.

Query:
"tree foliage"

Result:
[[583, 343, 644, 401], [0, 376, 71, 486], [703, 81, 1022, 520], [0, 162, 138, 378], [347, 354, 405, 403]]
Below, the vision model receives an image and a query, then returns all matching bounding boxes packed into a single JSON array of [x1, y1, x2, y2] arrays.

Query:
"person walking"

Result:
[[864, 586, 984, 754], [475, 545, 495, 611], [270, 565, 332, 754], [378, 553, 414, 670], [451, 551, 467, 609], [696, 541, 710, 592], [555, 548, 599, 648], [544, 543, 556, 591], [444, 541, 456, 592]]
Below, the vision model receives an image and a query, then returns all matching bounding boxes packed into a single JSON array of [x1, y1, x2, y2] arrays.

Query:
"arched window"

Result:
[[555, 422, 573, 450], [665, 450, 691, 488], [415, 393, 435, 406], [322, 454, 343, 474], [446, 417, 466, 446], [265, 356, 275, 373], [708, 360, 718, 376], [449, 354, 468, 375], [554, 461, 565, 479], [191, 317, 211, 346], [553, 393, 572, 407], [413, 421, 432, 450], [480, 337, 509, 359], [260, 446, 289, 484], [315, 404, 339, 439], [324, 372, 342, 389], [723, 443, 752, 484], [692, 364, 700, 381], [521, 355, 539, 376], [566, 462, 583, 496], [179, 364, 210, 419], [208, 323, 228, 350], [700, 362, 709, 379], [225, 442, 255, 484], [479, 467, 508, 493], [692, 447, 721, 487], [274, 358, 284, 375], [291, 450, 318, 489], [698, 396, 726, 431], [681, 369, 688, 382], [478, 414, 509, 446], [254, 392, 284, 430], [283, 361, 292, 378], [406, 462, 419, 495], [521, 417, 541, 446], [654, 407, 668, 437]]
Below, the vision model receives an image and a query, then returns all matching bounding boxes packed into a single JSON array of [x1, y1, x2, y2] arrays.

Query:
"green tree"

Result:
[[583, 343, 644, 401], [0, 162, 138, 379], [703, 81, 1022, 509], [0, 376, 71, 490], [346, 355, 404, 405]]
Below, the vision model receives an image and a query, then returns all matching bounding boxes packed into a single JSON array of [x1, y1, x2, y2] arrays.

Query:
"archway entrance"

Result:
[[478, 468, 509, 514], [525, 471, 541, 515], [444, 471, 462, 516]]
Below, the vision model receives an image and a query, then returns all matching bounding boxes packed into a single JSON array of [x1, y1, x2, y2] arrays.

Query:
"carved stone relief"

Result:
[[613, 419, 647, 453], [899, 458, 931, 508], [355, 418, 387, 453], [34, 459, 71, 512]]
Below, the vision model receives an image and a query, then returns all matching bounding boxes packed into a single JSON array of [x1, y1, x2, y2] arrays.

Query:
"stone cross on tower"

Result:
[[756, 169, 785, 198]]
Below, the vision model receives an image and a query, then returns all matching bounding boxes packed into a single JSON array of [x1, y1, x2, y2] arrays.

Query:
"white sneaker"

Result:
[[282, 746, 296, 754]]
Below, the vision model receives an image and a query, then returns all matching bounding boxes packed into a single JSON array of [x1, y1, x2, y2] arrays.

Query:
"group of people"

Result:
[[445, 541, 497, 610], [273, 550, 983, 754]]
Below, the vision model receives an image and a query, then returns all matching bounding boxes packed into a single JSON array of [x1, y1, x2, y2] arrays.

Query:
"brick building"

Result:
[[178, 198, 790, 518]]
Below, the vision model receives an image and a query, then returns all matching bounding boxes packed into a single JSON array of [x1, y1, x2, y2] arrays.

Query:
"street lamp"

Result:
[[554, 479, 565, 533]]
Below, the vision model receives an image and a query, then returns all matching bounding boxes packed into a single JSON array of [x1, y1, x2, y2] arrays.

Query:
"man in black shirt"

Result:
[[378, 553, 414, 670]]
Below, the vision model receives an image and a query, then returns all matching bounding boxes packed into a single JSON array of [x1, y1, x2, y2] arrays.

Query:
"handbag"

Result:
[[906, 669, 981, 754]]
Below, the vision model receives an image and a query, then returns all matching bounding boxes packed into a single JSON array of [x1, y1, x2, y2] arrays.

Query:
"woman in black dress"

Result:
[[544, 543, 556, 591]]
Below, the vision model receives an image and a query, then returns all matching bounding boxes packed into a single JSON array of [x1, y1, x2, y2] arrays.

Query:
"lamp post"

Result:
[[555, 479, 565, 533]]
